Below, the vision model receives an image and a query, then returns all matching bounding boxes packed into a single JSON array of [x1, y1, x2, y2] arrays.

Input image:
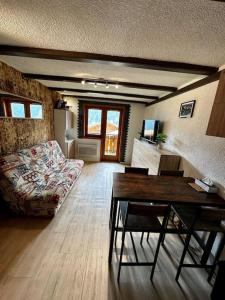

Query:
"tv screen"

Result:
[[142, 119, 160, 142]]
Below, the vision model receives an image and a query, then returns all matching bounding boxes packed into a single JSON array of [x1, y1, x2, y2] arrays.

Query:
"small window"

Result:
[[30, 104, 43, 119], [11, 102, 25, 118], [87, 108, 102, 135]]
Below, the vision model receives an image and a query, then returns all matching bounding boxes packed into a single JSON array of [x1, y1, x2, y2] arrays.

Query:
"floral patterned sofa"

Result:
[[0, 140, 84, 217]]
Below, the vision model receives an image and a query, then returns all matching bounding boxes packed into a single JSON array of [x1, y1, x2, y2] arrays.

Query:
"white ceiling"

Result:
[[62, 91, 149, 103], [0, 55, 205, 103], [0, 0, 224, 103], [1, 0, 225, 66]]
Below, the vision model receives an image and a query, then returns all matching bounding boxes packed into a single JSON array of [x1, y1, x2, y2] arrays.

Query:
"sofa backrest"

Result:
[[18, 140, 65, 170], [0, 152, 39, 189], [0, 140, 65, 190], [45, 140, 66, 167]]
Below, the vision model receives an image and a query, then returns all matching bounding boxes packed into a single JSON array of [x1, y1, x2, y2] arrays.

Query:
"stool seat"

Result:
[[173, 204, 225, 232], [116, 201, 170, 282], [120, 202, 162, 232], [174, 205, 225, 283]]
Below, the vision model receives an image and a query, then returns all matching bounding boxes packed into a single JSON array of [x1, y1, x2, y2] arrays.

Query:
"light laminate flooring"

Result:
[[0, 162, 212, 300]]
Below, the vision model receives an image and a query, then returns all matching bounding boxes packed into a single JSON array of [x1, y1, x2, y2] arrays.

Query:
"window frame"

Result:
[[9, 101, 26, 118], [30, 103, 43, 119], [79, 100, 130, 162], [0, 99, 7, 117], [1, 98, 43, 119], [84, 104, 104, 138]]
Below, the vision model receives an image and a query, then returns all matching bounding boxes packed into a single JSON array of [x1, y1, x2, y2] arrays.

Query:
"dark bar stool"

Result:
[[140, 169, 184, 244], [115, 167, 149, 247], [159, 170, 184, 177], [175, 206, 225, 282], [124, 166, 149, 175], [211, 260, 225, 300], [116, 202, 170, 282], [159, 169, 184, 221]]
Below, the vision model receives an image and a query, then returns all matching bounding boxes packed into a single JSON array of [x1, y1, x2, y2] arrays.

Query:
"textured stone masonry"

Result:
[[0, 61, 61, 155]]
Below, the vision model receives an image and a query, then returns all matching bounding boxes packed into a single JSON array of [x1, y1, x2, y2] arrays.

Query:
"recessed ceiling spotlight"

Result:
[[115, 84, 119, 89], [106, 83, 109, 89], [81, 80, 85, 85]]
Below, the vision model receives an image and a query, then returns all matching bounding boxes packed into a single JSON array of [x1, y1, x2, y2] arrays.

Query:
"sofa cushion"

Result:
[[0, 141, 84, 217], [18, 140, 66, 172]]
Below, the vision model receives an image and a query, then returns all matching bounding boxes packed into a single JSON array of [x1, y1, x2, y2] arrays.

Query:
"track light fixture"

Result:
[[80, 79, 119, 89]]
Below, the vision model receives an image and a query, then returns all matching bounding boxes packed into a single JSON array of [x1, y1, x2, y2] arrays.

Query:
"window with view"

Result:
[[30, 104, 43, 119], [10, 102, 25, 118], [87, 108, 102, 135]]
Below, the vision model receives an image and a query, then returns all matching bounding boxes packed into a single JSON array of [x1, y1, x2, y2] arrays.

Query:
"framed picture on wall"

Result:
[[179, 100, 196, 118]]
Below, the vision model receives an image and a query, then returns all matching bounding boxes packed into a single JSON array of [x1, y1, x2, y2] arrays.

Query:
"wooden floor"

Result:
[[0, 162, 212, 300]]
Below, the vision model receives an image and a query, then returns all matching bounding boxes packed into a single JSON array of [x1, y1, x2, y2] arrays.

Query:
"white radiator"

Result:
[[78, 144, 97, 156], [76, 139, 101, 161]]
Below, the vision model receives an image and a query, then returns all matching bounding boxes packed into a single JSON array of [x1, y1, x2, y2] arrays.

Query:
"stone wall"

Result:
[[0, 61, 60, 155]]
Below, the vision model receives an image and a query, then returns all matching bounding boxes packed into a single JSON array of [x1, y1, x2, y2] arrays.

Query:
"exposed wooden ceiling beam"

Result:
[[0, 45, 218, 75], [63, 94, 149, 105], [146, 71, 221, 106], [23, 73, 177, 92], [50, 87, 159, 100]]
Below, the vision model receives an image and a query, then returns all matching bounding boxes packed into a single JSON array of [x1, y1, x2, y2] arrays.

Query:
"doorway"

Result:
[[84, 104, 124, 161]]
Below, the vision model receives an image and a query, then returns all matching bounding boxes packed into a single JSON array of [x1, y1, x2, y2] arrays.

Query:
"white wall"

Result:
[[64, 96, 145, 163], [145, 81, 225, 198]]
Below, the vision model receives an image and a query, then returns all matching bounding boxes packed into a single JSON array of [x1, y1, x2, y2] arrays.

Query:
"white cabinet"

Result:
[[131, 138, 181, 175], [54, 109, 75, 158]]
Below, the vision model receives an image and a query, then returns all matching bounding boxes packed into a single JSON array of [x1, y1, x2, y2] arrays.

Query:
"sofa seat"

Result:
[[0, 140, 84, 217]]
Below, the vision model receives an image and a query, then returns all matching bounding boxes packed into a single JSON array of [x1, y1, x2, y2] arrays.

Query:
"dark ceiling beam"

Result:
[[146, 71, 221, 106], [0, 45, 218, 75], [23, 73, 177, 92], [50, 87, 159, 100], [62, 95, 149, 105]]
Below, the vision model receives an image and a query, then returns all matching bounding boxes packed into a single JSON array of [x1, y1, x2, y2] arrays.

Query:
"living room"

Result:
[[0, 1, 225, 300]]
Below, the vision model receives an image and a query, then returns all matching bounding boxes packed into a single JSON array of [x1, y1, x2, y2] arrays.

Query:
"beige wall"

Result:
[[145, 81, 225, 199], [64, 97, 145, 163]]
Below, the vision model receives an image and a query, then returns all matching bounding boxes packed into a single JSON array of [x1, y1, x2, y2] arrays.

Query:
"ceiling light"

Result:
[[82, 79, 119, 89]]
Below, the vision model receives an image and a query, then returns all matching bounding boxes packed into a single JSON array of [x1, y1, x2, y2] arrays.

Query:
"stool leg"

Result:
[[114, 207, 120, 248], [208, 234, 225, 283], [140, 232, 144, 245], [150, 231, 163, 281], [117, 230, 126, 282], [161, 216, 169, 245], [171, 211, 175, 221], [175, 233, 192, 282], [130, 232, 138, 262], [147, 232, 150, 242]]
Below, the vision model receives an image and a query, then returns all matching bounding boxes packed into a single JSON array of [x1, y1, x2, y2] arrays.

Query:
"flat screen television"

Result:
[[141, 119, 160, 143]]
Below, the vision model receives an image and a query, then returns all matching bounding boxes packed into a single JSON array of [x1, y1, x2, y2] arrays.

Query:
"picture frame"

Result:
[[179, 100, 196, 118]]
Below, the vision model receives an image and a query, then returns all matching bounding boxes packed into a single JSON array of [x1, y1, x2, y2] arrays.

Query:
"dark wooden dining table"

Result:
[[108, 172, 225, 264]]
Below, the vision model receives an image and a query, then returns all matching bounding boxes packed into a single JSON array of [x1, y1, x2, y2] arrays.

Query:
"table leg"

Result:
[[109, 191, 113, 228], [108, 199, 118, 264], [201, 232, 217, 265]]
